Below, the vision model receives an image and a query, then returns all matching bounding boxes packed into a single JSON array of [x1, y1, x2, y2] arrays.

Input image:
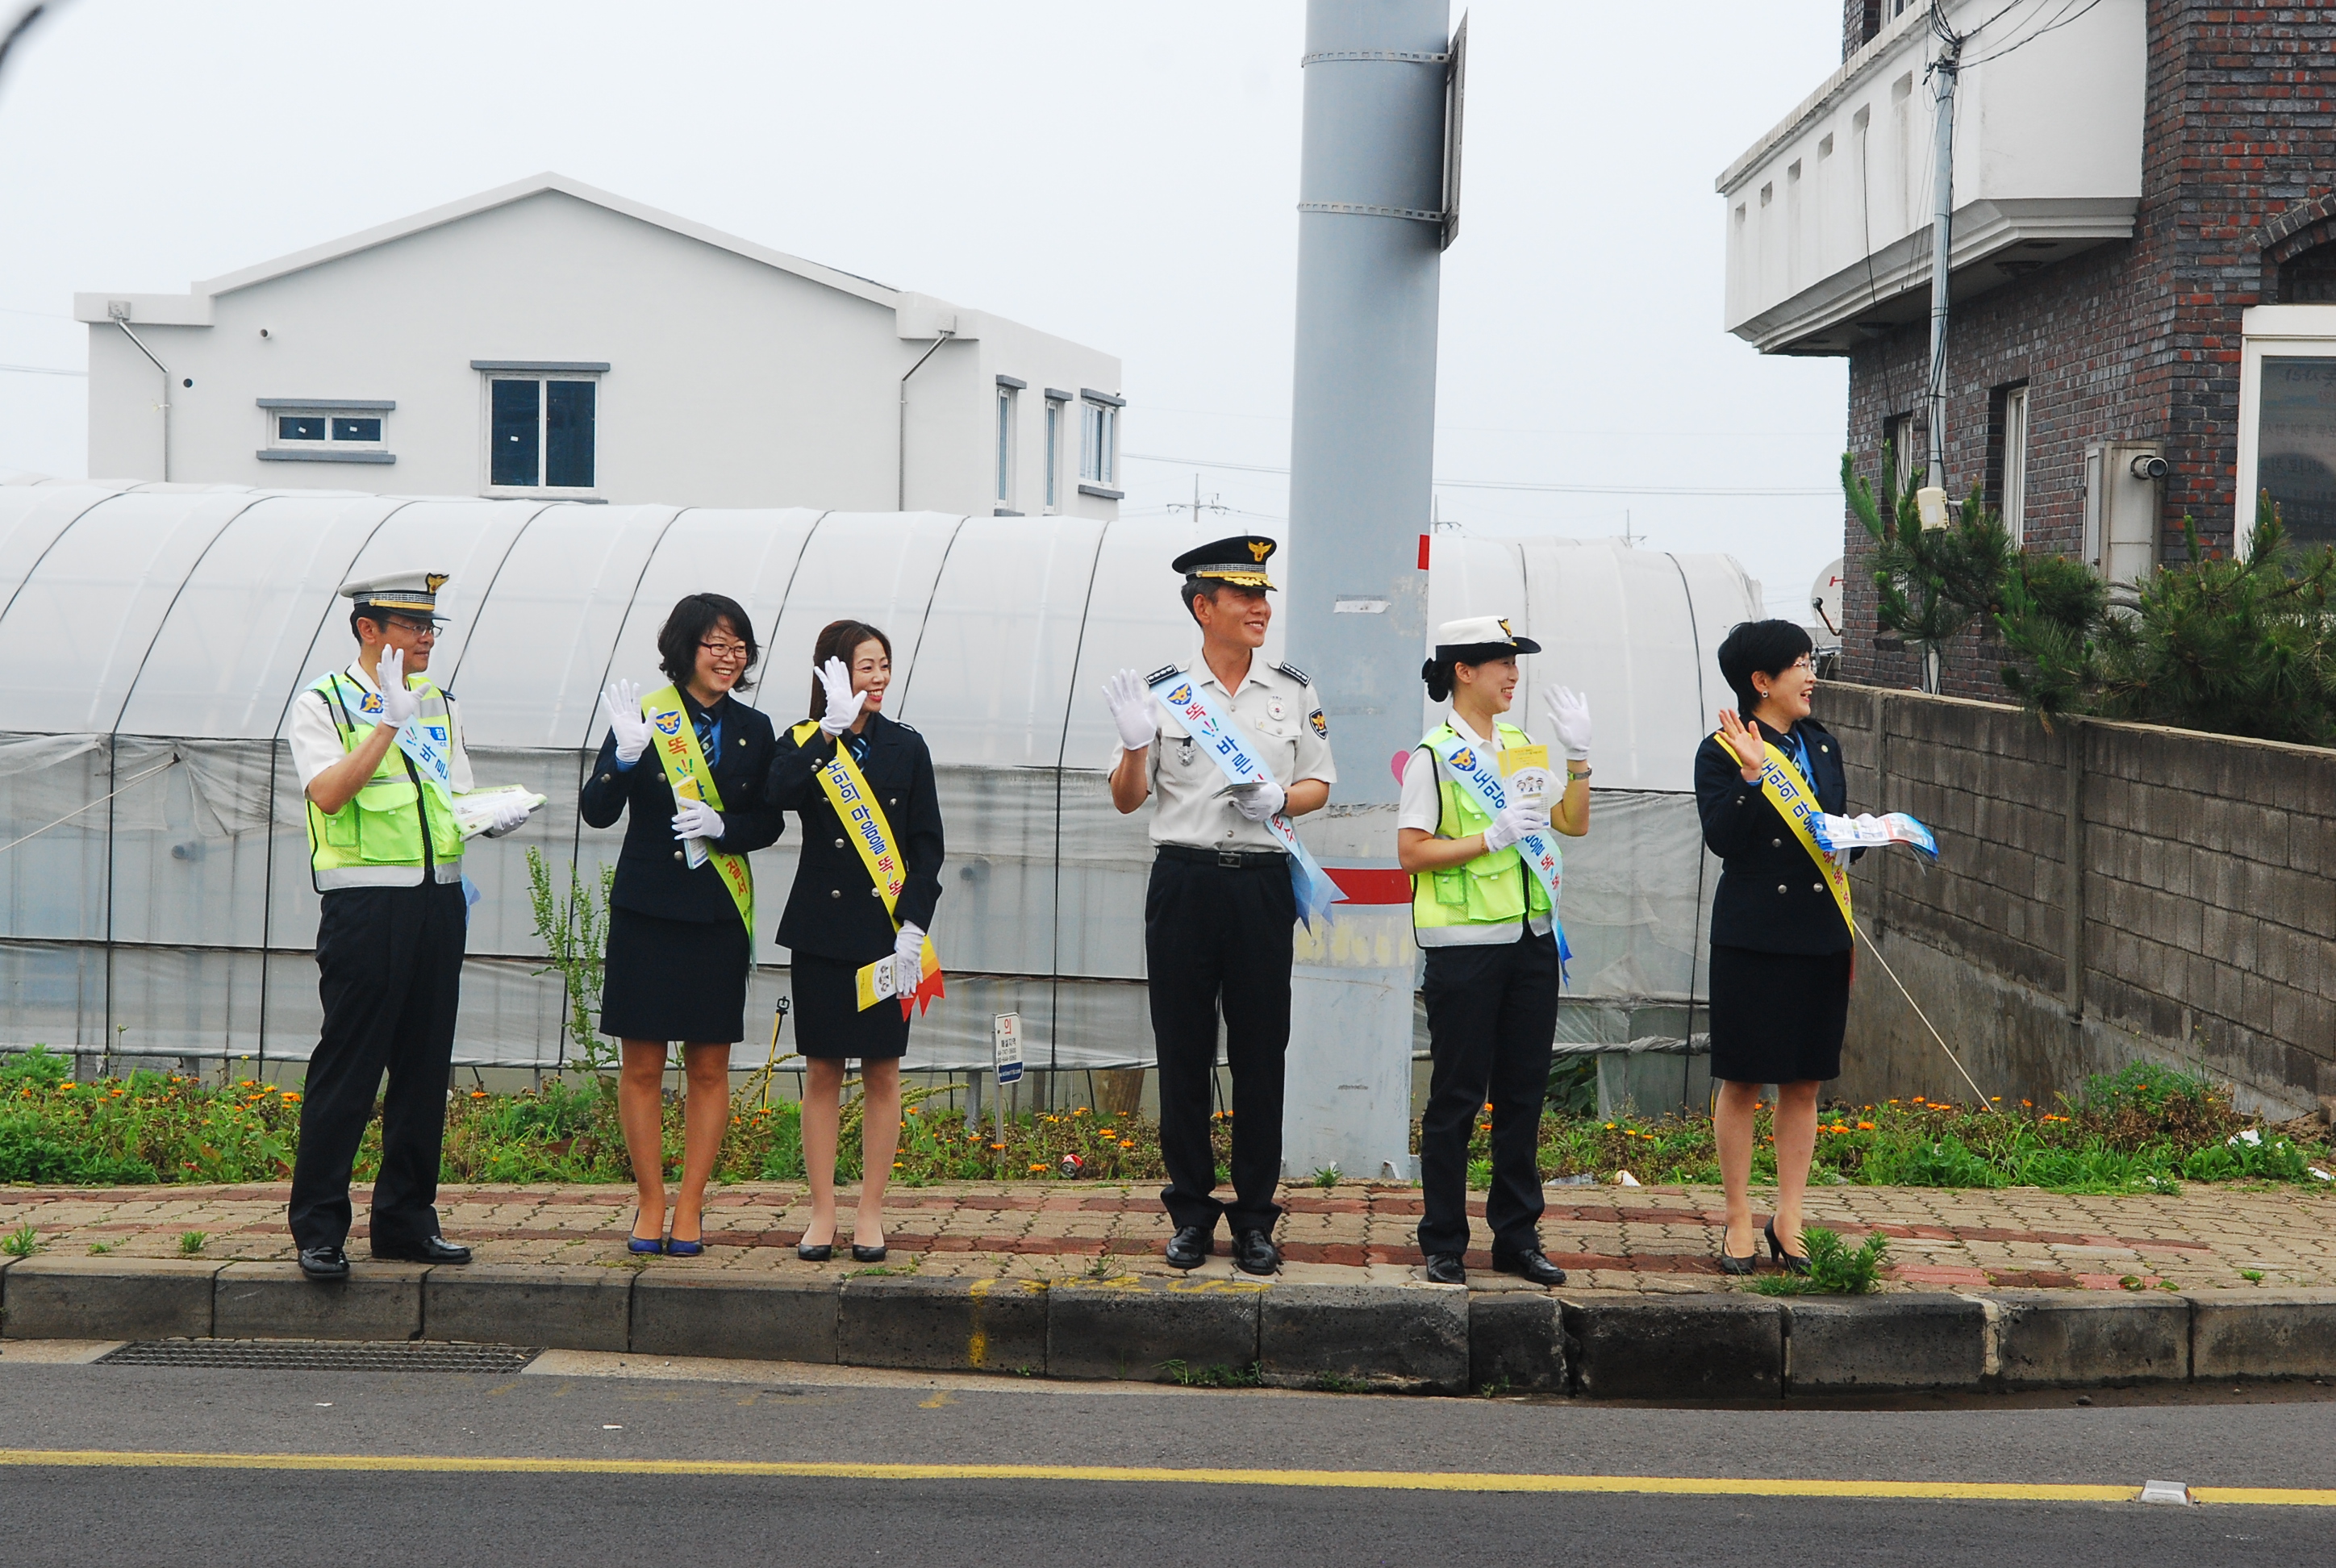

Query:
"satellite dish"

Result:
[[1810, 557, 1845, 644]]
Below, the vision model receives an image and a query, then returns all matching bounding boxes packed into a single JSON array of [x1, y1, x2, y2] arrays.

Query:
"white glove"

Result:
[[601, 679, 651, 764], [1228, 778, 1286, 821], [1483, 797, 1550, 853], [895, 922, 925, 995], [672, 798, 723, 843], [1103, 669, 1159, 752], [372, 647, 420, 729], [816, 656, 866, 739], [1545, 685, 1592, 761], [483, 797, 534, 837]]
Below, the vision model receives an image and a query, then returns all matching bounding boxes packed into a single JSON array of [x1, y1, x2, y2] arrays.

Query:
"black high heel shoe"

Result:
[[1717, 1229, 1758, 1275], [797, 1234, 834, 1262], [1764, 1219, 1810, 1274], [851, 1241, 887, 1264]]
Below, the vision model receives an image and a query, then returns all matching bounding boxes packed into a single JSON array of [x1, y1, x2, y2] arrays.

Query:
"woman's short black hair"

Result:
[[656, 594, 758, 693], [1716, 619, 1813, 713]]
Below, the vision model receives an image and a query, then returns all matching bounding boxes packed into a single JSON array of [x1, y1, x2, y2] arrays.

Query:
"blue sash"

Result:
[[327, 672, 456, 805], [1424, 727, 1573, 973], [1148, 668, 1343, 928]]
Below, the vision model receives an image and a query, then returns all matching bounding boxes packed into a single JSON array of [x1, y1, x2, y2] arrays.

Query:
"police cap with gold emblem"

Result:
[[1432, 615, 1541, 662], [340, 570, 452, 623], [1172, 535, 1278, 591]]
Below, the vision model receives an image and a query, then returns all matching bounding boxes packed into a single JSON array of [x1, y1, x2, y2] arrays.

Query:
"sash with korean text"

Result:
[[330, 672, 455, 805], [1718, 728, 1854, 936], [643, 685, 753, 936], [788, 719, 945, 1016], [1423, 727, 1572, 974]]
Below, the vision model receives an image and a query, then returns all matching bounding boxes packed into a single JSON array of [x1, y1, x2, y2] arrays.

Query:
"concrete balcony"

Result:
[[1717, 0, 2144, 357]]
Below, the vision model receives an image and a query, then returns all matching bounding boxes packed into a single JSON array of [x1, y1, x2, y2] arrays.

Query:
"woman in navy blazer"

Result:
[[765, 619, 945, 1263], [1693, 619, 1857, 1276], [582, 594, 782, 1256]]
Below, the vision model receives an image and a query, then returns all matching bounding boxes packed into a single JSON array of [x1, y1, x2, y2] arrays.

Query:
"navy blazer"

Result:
[[1695, 717, 1857, 956], [765, 711, 945, 964], [580, 691, 782, 923]]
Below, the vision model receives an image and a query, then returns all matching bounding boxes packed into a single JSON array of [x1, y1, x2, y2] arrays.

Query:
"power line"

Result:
[[1121, 450, 1835, 497], [0, 361, 84, 377]]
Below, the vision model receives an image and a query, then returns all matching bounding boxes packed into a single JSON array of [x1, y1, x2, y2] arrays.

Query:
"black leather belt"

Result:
[[1157, 844, 1290, 869]]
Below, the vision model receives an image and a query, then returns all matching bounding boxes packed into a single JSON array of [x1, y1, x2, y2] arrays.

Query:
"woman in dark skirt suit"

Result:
[[765, 619, 943, 1263], [583, 594, 782, 1256], [1695, 619, 1857, 1275]]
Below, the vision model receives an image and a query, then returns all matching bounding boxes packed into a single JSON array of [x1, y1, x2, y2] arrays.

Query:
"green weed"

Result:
[[1750, 1226, 1888, 1296], [1158, 1359, 1263, 1389], [177, 1230, 207, 1256], [2, 1222, 38, 1257]]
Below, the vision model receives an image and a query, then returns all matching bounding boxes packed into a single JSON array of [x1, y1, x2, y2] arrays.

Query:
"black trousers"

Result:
[[288, 881, 466, 1253], [1145, 849, 1295, 1236], [1416, 928, 1562, 1259]]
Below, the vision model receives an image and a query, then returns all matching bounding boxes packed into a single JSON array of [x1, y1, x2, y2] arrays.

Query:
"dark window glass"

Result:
[[330, 416, 382, 443], [2259, 357, 2336, 549], [491, 380, 540, 486], [277, 415, 326, 441], [545, 379, 596, 488]]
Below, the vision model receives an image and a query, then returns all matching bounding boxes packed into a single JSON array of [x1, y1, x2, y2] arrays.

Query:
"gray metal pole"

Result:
[[1925, 46, 1958, 491], [1281, 0, 1451, 1185]]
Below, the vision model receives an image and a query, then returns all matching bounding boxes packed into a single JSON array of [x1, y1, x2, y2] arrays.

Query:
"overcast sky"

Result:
[[0, 0, 1847, 610]]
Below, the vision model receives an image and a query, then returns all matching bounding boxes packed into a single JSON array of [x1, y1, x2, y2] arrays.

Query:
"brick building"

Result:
[[1721, 1, 2336, 695]]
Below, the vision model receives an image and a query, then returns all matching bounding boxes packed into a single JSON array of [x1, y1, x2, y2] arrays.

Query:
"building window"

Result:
[[1079, 394, 1120, 488], [1883, 411, 1917, 494], [2254, 357, 2336, 548], [2278, 239, 2336, 305], [995, 384, 1018, 505], [256, 398, 394, 464], [488, 377, 596, 490], [2000, 386, 2029, 547], [1044, 395, 1063, 511]]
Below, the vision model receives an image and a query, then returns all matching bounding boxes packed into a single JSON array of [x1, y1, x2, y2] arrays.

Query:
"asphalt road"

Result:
[[2, 1349, 2330, 1567]]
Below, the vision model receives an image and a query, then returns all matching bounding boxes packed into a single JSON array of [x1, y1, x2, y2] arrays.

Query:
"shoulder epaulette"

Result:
[[1274, 661, 1311, 686], [1145, 664, 1181, 685]]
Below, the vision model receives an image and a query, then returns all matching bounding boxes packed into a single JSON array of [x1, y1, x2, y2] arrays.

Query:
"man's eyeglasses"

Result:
[[699, 640, 752, 662], [384, 615, 438, 640]]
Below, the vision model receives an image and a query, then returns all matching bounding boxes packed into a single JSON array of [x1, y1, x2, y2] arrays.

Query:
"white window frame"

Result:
[[1078, 389, 1124, 498], [473, 360, 607, 498], [257, 398, 394, 464], [2000, 386, 2028, 548], [2235, 306, 2336, 553], [1042, 394, 1064, 512], [995, 382, 1019, 508]]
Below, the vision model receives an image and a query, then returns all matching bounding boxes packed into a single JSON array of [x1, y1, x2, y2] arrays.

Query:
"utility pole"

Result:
[[1167, 473, 1228, 528], [1925, 28, 1960, 491]]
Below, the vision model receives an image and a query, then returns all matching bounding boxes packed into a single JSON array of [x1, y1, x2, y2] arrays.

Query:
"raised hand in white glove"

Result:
[[372, 646, 420, 729], [1103, 669, 1159, 752], [895, 922, 926, 995], [1545, 684, 1593, 761], [816, 656, 866, 739], [601, 678, 651, 764], [1228, 778, 1286, 822], [1482, 797, 1551, 853], [484, 797, 535, 837], [672, 798, 723, 844]]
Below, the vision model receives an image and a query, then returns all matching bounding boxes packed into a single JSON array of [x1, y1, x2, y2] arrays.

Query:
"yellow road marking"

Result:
[[0, 1451, 2328, 1504]]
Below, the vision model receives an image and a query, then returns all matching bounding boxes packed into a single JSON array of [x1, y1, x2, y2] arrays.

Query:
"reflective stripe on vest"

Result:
[[304, 672, 465, 890], [1412, 719, 1554, 948]]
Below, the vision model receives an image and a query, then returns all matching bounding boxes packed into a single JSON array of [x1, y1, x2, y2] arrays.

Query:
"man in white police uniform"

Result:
[[286, 571, 535, 1280], [1104, 536, 1337, 1275]]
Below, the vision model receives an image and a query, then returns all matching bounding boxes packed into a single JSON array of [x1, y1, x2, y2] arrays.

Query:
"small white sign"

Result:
[[992, 1012, 1024, 1085]]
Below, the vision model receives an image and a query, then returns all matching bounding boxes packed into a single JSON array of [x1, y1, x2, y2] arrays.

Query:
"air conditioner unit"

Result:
[[2083, 442, 2166, 594]]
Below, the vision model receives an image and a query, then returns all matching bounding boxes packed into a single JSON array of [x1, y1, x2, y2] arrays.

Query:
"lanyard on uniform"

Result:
[[1782, 727, 1816, 793]]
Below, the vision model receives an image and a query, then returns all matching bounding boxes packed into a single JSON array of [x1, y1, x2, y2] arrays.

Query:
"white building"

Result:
[[76, 173, 1124, 519]]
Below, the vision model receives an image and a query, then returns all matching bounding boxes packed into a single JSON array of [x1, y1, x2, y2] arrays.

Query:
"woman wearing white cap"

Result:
[[1396, 616, 1591, 1288]]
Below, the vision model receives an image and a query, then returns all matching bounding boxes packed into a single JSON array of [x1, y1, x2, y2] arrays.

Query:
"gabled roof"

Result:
[[78, 173, 910, 324]]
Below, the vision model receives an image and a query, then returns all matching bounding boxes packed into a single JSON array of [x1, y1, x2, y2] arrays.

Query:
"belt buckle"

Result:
[[1216, 848, 1245, 869]]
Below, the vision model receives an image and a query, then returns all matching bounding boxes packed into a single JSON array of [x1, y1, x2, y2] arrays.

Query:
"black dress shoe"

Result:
[[1764, 1219, 1810, 1275], [1491, 1247, 1567, 1287], [297, 1245, 349, 1281], [1423, 1253, 1466, 1286], [369, 1234, 472, 1265], [796, 1242, 834, 1262], [1164, 1224, 1212, 1270], [1233, 1229, 1280, 1276], [851, 1244, 887, 1264]]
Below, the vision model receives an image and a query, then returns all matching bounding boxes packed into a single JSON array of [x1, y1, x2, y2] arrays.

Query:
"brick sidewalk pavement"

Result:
[[5, 1178, 2330, 1295]]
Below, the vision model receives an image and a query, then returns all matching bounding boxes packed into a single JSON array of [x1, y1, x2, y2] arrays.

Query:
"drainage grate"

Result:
[[98, 1340, 540, 1374]]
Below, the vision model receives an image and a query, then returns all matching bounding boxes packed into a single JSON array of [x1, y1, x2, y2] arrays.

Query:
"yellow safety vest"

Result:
[[1412, 719, 1553, 946], [304, 671, 465, 889]]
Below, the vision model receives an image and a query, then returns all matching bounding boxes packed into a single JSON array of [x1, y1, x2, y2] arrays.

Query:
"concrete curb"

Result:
[[6, 1261, 2334, 1397]]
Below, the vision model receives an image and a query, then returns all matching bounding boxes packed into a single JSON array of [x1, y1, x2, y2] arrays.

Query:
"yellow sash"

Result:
[[644, 686, 754, 936], [1717, 729, 1853, 936], [789, 719, 945, 1014]]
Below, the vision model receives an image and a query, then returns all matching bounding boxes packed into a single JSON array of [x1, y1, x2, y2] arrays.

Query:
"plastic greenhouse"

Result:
[[0, 475, 1756, 1075]]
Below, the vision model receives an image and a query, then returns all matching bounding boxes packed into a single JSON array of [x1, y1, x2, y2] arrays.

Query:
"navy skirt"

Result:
[[599, 906, 752, 1044], [790, 949, 912, 1061], [1707, 943, 1850, 1086]]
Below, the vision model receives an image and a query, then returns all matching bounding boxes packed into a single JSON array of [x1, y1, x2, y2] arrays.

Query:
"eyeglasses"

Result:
[[385, 616, 437, 640], [699, 640, 752, 662]]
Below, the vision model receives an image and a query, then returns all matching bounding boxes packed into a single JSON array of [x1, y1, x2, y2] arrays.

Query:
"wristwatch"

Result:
[[1566, 765, 1592, 781]]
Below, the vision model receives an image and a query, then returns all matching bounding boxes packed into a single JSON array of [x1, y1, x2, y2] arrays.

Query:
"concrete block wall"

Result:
[[1817, 683, 2336, 1122]]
